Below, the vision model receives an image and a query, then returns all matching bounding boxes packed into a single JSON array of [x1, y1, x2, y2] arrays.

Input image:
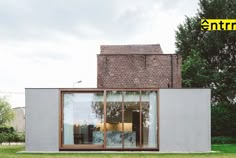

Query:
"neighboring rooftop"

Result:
[[10, 107, 25, 132], [97, 44, 181, 88], [100, 44, 163, 54]]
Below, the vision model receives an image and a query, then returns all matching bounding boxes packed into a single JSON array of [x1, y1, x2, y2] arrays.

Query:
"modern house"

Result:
[[25, 44, 211, 152]]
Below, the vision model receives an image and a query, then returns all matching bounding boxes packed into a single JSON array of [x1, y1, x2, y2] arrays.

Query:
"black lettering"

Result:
[[232, 23, 236, 30], [201, 19, 209, 30], [201, 19, 209, 24], [211, 23, 218, 30], [219, 21, 224, 30], [201, 25, 209, 30], [225, 22, 230, 30]]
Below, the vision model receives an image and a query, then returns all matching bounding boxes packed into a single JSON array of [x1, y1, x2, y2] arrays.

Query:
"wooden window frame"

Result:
[[59, 88, 159, 151]]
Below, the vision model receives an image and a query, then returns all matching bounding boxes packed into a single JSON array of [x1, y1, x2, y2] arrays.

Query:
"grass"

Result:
[[0, 144, 235, 158]]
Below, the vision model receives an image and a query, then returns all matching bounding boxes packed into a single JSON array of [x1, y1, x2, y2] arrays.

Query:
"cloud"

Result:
[[0, 0, 154, 41], [0, 0, 199, 107], [0, 0, 198, 42]]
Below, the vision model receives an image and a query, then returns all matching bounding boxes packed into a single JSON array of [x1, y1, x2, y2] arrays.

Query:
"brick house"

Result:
[[97, 44, 181, 88]]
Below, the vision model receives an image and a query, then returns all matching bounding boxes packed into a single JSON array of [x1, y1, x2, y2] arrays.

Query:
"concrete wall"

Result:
[[25, 88, 210, 152], [10, 107, 25, 132], [25, 88, 59, 151], [159, 89, 211, 152]]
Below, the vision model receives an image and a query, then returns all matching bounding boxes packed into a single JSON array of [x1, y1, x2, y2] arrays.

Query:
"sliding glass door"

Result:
[[106, 91, 122, 148], [141, 91, 158, 148], [123, 91, 140, 148], [61, 89, 158, 150], [63, 92, 104, 147]]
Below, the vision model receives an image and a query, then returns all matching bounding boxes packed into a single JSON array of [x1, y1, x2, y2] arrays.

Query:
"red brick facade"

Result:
[[97, 44, 181, 88]]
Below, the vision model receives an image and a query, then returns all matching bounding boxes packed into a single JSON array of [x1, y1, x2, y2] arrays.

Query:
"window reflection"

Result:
[[106, 91, 122, 148], [62, 90, 158, 149], [63, 92, 104, 145], [142, 91, 158, 148], [123, 91, 140, 148]]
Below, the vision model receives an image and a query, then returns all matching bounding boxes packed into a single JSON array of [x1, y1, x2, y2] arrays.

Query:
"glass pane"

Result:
[[141, 91, 158, 148], [63, 92, 104, 145], [123, 91, 140, 148], [106, 91, 122, 148]]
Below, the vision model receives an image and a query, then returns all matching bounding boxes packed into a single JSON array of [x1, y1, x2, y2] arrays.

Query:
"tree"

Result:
[[0, 97, 14, 126], [175, 0, 236, 137], [175, 0, 236, 105], [181, 50, 209, 87]]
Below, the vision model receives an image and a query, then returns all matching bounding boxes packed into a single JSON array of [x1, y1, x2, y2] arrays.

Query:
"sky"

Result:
[[0, 0, 199, 107]]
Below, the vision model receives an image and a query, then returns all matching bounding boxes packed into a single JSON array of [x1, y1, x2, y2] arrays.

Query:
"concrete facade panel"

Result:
[[159, 89, 211, 152], [25, 88, 59, 151]]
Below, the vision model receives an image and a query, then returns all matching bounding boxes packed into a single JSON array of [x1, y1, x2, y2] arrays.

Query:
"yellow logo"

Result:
[[201, 19, 236, 31]]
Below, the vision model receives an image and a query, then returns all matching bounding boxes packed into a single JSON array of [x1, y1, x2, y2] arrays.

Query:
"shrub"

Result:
[[212, 136, 236, 144], [211, 104, 236, 137], [0, 126, 15, 133], [16, 133, 25, 142], [0, 133, 7, 145], [0, 126, 25, 144]]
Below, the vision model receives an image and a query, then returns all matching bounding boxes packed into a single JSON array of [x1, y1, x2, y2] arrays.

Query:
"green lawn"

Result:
[[0, 144, 235, 158]]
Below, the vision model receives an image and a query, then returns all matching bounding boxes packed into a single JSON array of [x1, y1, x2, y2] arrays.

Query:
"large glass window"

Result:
[[123, 91, 140, 148], [63, 92, 104, 145], [61, 90, 158, 150], [141, 91, 158, 148], [106, 91, 122, 148]]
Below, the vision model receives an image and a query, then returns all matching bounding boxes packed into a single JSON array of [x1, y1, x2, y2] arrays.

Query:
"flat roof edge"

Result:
[[97, 54, 180, 56], [25, 88, 211, 90]]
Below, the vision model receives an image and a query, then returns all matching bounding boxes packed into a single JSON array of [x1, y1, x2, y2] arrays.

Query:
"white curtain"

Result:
[[148, 92, 157, 147]]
